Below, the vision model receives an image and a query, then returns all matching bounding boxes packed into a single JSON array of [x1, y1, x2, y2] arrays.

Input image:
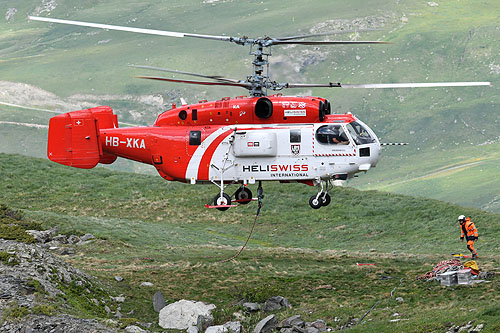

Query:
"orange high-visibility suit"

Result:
[[460, 217, 479, 258]]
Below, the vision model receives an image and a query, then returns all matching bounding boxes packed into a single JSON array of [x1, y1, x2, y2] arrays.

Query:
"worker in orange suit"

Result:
[[458, 215, 479, 258]]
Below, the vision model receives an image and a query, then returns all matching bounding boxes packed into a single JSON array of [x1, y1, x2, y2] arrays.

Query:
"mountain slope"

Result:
[[0, 0, 499, 211]]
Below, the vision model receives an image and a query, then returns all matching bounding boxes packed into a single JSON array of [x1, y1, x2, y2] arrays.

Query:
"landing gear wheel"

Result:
[[309, 195, 322, 209], [235, 187, 252, 204], [320, 193, 331, 206], [214, 193, 232, 211]]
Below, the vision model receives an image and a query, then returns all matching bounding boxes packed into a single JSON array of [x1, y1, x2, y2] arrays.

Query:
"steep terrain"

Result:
[[0, 0, 499, 212]]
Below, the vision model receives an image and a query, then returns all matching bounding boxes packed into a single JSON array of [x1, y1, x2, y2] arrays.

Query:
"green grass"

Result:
[[1, 153, 500, 331]]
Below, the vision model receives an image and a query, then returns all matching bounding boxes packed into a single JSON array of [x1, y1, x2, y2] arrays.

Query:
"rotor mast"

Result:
[[249, 43, 271, 97]]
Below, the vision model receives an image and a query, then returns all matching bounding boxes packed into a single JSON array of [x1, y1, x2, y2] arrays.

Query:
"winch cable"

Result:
[[218, 181, 263, 263]]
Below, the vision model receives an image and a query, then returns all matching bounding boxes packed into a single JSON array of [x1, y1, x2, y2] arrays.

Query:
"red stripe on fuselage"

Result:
[[197, 129, 234, 180]]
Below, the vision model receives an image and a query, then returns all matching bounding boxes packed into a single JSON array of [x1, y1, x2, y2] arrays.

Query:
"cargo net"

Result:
[[417, 259, 463, 280]]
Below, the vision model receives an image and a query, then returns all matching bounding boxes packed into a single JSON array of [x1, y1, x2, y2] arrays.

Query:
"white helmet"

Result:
[[458, 215, 466, 222]]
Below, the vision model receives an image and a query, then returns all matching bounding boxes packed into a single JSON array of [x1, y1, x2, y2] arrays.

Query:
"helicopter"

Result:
[[28, 16, 491, 210]]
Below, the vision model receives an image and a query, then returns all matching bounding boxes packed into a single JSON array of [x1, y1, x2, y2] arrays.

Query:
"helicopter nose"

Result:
[[357, 143, 381, 171]]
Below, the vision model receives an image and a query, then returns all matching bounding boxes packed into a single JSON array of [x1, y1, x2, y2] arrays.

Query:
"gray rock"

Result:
[[243, 302, 261, 312], [281, 315, 305, 328], [53, 234, 68, 244], [310, 320, 327, 331], [111, 296, 125, 303], [280, 329, 296, 333], [125, 325, 147, 333], [197, 315, 214, 331], [263, 296, 291, 312], [254, 315, 278, 333], [67, 235, 80, 244], [475, 323, 484, 331], [104, 305, 111, 314], [224, 321, 242, 333], [80, 233, 95, 241], [306, 327, 320, 333], [114, 310, 123, 319], [153, 291, 166, 312], [206, 325, 228, 333], [140, 282, 154, 287], [114, 276, 124, 282]]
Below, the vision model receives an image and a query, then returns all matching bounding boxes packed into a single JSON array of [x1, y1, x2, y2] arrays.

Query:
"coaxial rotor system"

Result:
[[28, 16, 491, 96]]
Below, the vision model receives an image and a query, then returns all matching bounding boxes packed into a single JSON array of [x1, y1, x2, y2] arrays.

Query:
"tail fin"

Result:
[[47, 106, 118, 169]]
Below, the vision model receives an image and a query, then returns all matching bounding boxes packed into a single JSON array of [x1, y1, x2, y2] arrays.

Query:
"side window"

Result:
[[290, 129, 301, 143], [189, 131, 201, 145], [315, 125, 350, 145]]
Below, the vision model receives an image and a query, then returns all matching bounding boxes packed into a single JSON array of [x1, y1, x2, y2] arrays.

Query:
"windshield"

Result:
[[346, 121, 376, 145]]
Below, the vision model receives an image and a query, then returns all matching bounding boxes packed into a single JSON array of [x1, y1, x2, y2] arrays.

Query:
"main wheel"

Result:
[[235, 187, 252, 204], [320, 193, 331, 206], [309, 195, 322, 209], [213, 193, 232, 211]]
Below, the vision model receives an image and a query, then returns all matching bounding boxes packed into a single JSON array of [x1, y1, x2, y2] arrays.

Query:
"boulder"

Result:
[[80, 233, 95, 242], [67, 235, 80, 244], [197, 314, 213, 331], [158, 300, 216, 330], [243, 302, 261, 312], [224, 321, 242, 333], [281, 315, 304, 328], [152, 291, 166, 312], [125, 325, 147, 333], [206, 325, 228, 333], [263, 296, 291, 312], [309, 320, 327, 331], [52, 234, 68, 244], [254, 315, 278, 333]]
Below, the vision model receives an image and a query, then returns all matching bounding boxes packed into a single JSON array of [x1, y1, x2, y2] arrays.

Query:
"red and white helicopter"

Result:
[[29, 16, 491, 210]]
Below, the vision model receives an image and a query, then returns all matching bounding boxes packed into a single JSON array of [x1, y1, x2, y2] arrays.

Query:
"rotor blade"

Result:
[[341, 82, 491, 88], [275, 28, 381, 41], [283, 83, 342, 88], [28, 16, 232, 42], [283, 81, 491, 89], [130, 65, 241, 83], [137, 76, 252, 88], [271, 40, 389, 45]]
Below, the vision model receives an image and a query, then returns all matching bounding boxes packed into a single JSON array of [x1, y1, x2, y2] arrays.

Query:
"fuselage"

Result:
[[97, 95, 381, 185]]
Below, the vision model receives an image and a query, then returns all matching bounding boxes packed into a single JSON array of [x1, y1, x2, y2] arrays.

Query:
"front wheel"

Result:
[[213, 193, 232, 211], [309, 195, 322, 209], [235, 187, 252, 204]]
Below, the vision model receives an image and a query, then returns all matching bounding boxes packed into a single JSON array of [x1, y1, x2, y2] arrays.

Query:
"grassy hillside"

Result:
[[0, 0, 499, 213], [2, 153, 500, 331]]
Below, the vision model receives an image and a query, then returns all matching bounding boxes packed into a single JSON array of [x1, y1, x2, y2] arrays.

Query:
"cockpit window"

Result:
[[315, 125, 350, 145], [346, 121, 375, 145]]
